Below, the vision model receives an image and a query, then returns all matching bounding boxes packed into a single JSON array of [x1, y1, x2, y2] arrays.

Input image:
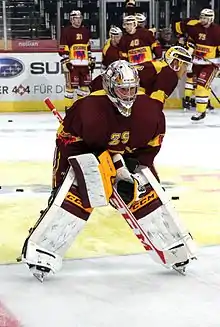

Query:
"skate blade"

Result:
[[191, 119, 204, 124], [172, 265, 186, 276], [33, 272, 45, 282], [29, 266, 49, 282]]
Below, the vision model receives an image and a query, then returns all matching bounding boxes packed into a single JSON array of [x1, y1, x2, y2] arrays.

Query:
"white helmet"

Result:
[[200, 8, 215, 25], [102, 60, 140, 117], [109, 26, 122, 37], [165, 46, 192, 72], [123, 15, 138, 32], [135, 13, 146, 24], [70, 10, 82, 18]]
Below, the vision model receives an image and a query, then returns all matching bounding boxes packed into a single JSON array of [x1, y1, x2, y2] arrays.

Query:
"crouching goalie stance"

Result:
[[19, 60, 196, 281]]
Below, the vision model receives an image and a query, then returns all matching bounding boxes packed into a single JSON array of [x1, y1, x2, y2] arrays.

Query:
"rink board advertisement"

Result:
[[0, 52, 220, 112]]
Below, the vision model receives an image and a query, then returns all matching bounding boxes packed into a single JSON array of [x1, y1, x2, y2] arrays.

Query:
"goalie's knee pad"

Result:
[[21, 152, 116, 278]]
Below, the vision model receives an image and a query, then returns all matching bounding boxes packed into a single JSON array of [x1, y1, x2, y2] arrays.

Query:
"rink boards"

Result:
[[0, 52, 220, 112]]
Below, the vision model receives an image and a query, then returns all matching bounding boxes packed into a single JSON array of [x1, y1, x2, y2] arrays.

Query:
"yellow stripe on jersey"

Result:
[[102, 39, 111, 56], [90, 89, 106, 96], [152, 60, 168, 74], [175, 22, 182, 34], [148, 134, 165, 147], [59, 44, 70, 53], [150, 90, 166, 103], [151, 41, 160, 49], [139, 87, 146, 93], [187, 19, 200, 26], [57, 123, 83, 143], [90, 89, 146, 97]]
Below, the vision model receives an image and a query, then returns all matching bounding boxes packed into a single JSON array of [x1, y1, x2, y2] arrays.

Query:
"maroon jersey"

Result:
[[118, 28, 162, 64], [89, 74, 103, 93], [53, 90, 165, 188], [59, 25, 91, 66], [175, 19, 220, 59], [102, 39, 120, 68], [139, 61, 178, 101]]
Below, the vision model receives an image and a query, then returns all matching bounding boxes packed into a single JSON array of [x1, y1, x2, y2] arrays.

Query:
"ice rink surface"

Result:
[[0, 110, 220, 327]]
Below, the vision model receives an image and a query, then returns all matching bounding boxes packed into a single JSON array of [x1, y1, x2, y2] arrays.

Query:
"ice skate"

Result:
[[190, 97, 196, 108], [172, 259, 189, 275], [206, 99, 214, 112], [191, 111, 206, 121], [182, 96, 191, 111]]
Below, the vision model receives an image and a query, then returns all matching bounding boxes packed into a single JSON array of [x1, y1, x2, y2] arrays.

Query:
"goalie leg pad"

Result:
[[129, 166, 196, 268], [68, 151, 116, 208], [22, 153, 115, 275], [22, 166, 90, 273]]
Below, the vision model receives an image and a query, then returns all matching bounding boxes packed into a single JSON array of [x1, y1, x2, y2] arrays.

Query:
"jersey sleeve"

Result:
[[145, 30, 163, 58], [118, 37, 128, 60], [131, 109, 165, 168], [53, 96, 109, 188], [102, 39, 111, 67], [59, 27, 70, 57], [150, 65, 179, 103]]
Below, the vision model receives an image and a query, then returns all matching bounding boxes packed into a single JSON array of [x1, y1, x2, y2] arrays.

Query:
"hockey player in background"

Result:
[[175, 8, 220, 121], [90, 46, 192, 105], [124, 0, 136, 15], [157, 27, 176, 50], [119, 15, 162, 64], [139, 46, 192, 104], [102, 26, 122, 70], [20, 60, 195, 281], [135, 13, 147, 28], [59, 10, 94, 111]]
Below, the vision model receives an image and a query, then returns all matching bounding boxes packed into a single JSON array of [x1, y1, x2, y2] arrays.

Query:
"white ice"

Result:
[[0, 110, 220, 327]]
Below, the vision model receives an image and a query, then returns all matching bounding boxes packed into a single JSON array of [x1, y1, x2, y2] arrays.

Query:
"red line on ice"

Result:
[[0, 301, 21, 327]]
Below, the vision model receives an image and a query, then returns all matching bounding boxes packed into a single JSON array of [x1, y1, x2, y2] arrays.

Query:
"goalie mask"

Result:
[[70, 10, 83, 27], [102, 60, 139, 117], [165, 46, 192, 72], [200, 8, 215, 26]]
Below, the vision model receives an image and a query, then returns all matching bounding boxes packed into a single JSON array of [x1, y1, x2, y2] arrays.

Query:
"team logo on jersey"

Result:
[[0, 57, 24, 78], [72, 45, 87, 60]]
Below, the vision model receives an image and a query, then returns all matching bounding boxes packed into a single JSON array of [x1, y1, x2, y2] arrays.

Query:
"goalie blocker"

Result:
[[21, 151, 196, 281]]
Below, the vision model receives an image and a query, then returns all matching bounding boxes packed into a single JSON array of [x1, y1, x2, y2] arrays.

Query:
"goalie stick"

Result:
[[44, 97, 63, 123], [44, 97, 194, 272]]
